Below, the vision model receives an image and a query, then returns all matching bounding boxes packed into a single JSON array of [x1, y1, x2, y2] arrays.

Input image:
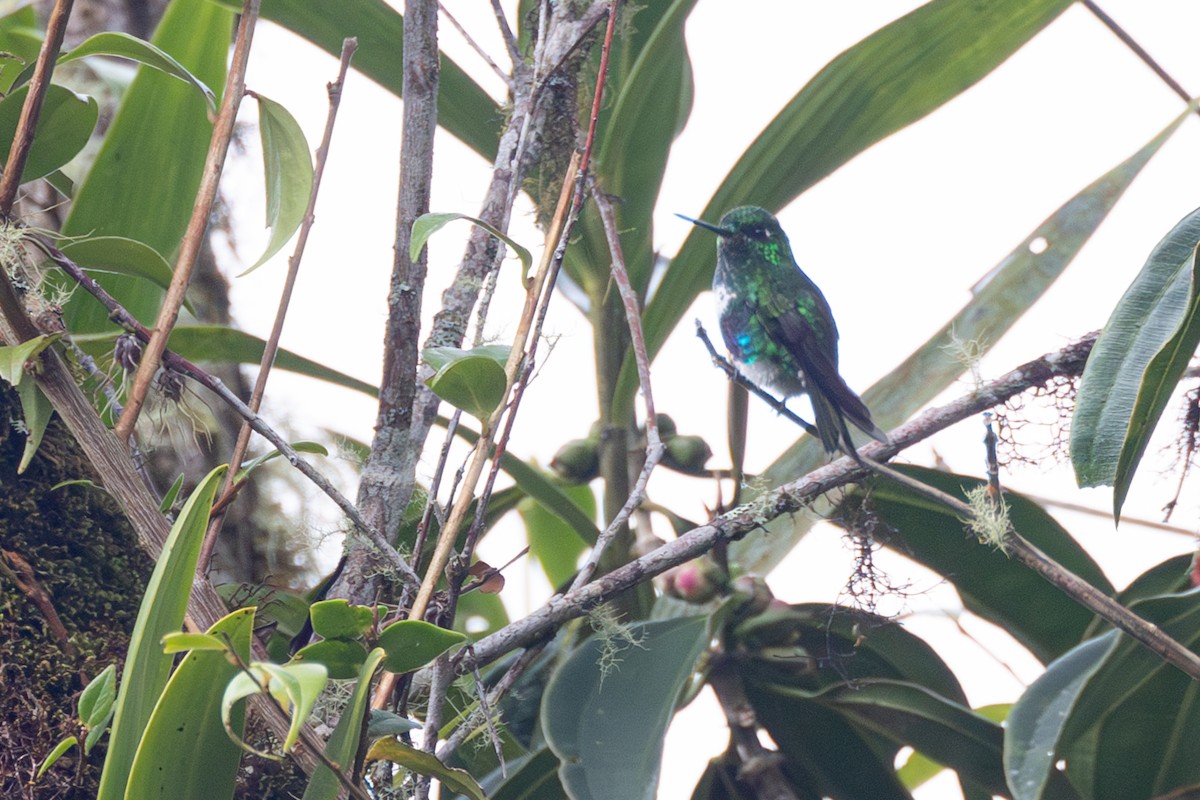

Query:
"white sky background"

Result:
[[221, 2, 1200, 797]]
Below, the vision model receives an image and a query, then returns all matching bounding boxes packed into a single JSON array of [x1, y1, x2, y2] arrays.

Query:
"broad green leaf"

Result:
[[0, 6, 41, 94], [160, 632, 227, 653], [242, 94, 313, 273], [302, 648, 387, 800], [61, 0, 233, 332], [423, 345, 510, 419], [235, 440, 328, 480], [815, 681, 1006, 796], [1006, 633, 1118, 800], [619, 0, 1078, 420], [211, 0, 499, 159], [15, 363, 51, 472], [367, 709, 422, 738], [1055, 590, 1200, 799], [73, 326, 379, 398], [0, 84, 97, 181], [56, 236, 189, 311], [0, 333, 56, 385], [126, 608, 255, 800], [36, 735, 77, 779], [567, 0, 697, 294], [377, 619, 466, 674], [222, 661, 328, 757], [78, 664, 117, 730], [42, 31, 216, 106], [519, 482, 595, 587], [411, 213, 532, 280], [307, 598, 373, 640], [838, 466, 1113, 663], [366, 738, 486, 800], [728, 109, 1190, 574], [1072, 204, 1200, 518], [96, 465, 226, 800], [291, 638, 368, 680], [489, 747, 564, 800], [542, 615, 710, 800]]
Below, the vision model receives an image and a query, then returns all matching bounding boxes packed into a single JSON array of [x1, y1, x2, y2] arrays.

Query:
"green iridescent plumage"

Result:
[[680, 206, 887, 455]]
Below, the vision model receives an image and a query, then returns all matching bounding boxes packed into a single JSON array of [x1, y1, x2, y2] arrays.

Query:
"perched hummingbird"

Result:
[[679, 206, 888, 455]]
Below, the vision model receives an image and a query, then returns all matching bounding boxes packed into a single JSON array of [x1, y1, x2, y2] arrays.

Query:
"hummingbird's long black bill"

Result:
[[675, 212, 729, 237]]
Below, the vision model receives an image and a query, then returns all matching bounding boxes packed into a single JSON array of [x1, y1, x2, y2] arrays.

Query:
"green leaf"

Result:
[[423, 344, 510, 419], [0, 84, 97, 182], [519, 482, 594, 587], [291, 638, 368, 680], [1006, 633, 1118, 800], [222, 661, 328, 757], [377, 619, 466, 674], [302, 648, 387, 800], [816, 680, 1006, 796], [489, 747, 565, 800], [73, 326, 379, 398], [96, 465, 227, 800], [48, 31, 216, 107], [620, 0, 1080, 419], [126, 608, 255, 800], [15, 374, 52, 473], [78, 663, 117, 730], [210, 0, 500, 160], [542, 615, 710, 800], [307, 598, 373, 640], [1072, 204, 1200, 518], [0, 333, 56, 385], [728, 108, 1189, 575], [235, 440, 328, 480], [411, 213, 532, 281], [35, 735, 78, 779], [158, 473, 185, 513], [0, 6, 42, 95], [366, 738, 486, 800], [56, 236, 189, 312], [367, 709, 422, 738], [240, 94, 313, 273], [160, 632, 228, 653], [61, 0, 233, 332], [1051, 590, 1200, 799], [840, 466, 1113, 663]]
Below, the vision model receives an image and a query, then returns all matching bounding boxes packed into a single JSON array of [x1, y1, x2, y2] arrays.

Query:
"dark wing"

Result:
[[768, 307, 889, 451]]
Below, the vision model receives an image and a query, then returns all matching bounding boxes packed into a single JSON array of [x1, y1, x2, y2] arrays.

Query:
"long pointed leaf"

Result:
[[617, 0, 1075, 419], [95, 466, 226, 800], [61, 0, 232, 332], [729, 109, 1190, 574]]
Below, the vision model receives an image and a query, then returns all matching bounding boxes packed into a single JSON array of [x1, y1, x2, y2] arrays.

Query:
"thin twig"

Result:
[[440, 2, 511, 86], [490, 0, 521, 65], [0, 0, 74, 214], [859, 455, 1200, 680], [201, 38, 359, 571], [454, 333, 1101, 673], [696, 320, 819, 438], [571, 187, 661, 591], [115, 0, 261, 441], [27, 235, 418, 588], [708, 655, 798, 800], [1082, 1, 1191, 103]]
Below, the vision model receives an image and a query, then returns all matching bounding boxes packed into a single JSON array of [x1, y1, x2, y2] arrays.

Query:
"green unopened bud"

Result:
[[653, 413, 677, 439], [662, 434, 712, 475], [550, 437, 600, 483]]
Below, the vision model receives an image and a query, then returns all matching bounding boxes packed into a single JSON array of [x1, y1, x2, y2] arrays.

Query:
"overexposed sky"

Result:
[[223, 3, 1200, 797]]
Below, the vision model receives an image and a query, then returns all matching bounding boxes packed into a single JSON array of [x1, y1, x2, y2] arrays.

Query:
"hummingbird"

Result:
[[678, 205, 888, 456]]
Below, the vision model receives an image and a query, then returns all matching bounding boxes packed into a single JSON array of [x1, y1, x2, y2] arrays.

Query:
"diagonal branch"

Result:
[[115, 0, 260, 441]]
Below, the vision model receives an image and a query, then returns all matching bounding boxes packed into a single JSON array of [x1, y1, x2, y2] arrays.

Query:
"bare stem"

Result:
[[115, 0, 261, 441], [0, 0, 74, 214], [571, 188, 662, 590], [202, 37, 359, 571], [1082, 1, 1192, 103], [454, 332, 1100, 672]]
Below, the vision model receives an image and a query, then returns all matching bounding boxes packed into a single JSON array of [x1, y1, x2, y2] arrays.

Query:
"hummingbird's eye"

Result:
[[748, 224, 768, 239]]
